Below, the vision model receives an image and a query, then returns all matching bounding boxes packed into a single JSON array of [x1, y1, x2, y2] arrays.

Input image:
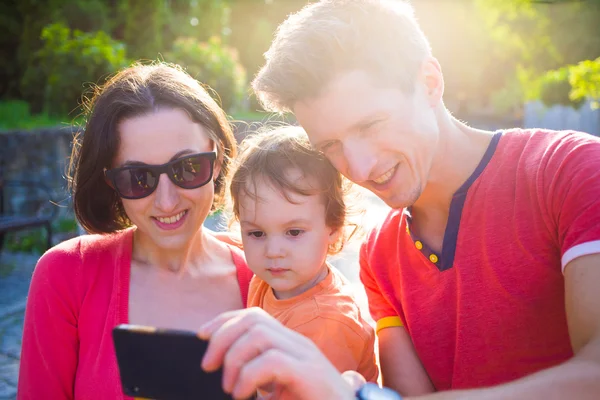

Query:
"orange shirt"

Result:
[[248, 266, 379, 383]]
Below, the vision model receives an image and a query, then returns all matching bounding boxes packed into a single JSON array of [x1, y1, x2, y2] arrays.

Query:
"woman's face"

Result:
[[113, 107, 220, 250]]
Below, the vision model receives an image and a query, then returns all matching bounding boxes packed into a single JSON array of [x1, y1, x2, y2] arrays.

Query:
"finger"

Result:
[[231, 349, 299, 400], [221, 322, 307, 392], [198, 309, 245, 339], [221, 329, 262, 393], [202, 308, 280, 371], [341, 370, 366, 392]]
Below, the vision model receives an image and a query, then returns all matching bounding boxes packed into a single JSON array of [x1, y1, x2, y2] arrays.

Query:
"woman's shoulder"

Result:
[[45, 228, 132, 259], [36, 228, 134, 279]]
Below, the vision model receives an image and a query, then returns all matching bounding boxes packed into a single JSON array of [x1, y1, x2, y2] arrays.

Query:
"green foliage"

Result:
[[569, 57, 600, 107], [20, 22, 129, 117], [524, 57, 600, 109], [163, 0, 229, 44], [58, 0, 111, 33], [476, 0, 600, 109], [122, 0, 165, 60], [3, 229, 47, 255], [166, 36, 247, 112], [53, 216, 78, 234], [0, 100, 68, 131], [2, 217, 78, 254], [0, 1, 25, 98], [537, 67, 583, 108]]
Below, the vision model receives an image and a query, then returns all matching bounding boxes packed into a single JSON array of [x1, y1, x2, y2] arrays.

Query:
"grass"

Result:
[[0, 100, 79, 132], [0, 100, 292, 131]]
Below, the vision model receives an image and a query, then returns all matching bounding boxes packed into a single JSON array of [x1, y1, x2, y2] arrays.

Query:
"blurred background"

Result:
[[0, 0, 599, 130], [0, 1, 599, 398]]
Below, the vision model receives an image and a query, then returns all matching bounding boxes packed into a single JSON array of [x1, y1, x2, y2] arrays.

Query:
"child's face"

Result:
[[238, 171, 339, 300]]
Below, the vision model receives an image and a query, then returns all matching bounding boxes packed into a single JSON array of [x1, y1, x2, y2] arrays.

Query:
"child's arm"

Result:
[[293, 316, 379, 383]]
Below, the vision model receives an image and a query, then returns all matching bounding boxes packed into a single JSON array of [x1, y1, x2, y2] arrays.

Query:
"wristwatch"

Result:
[[355, 383, 403, 400]]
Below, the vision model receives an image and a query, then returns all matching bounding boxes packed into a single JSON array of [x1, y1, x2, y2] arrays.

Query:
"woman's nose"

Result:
[[153, 174, 180, 212]]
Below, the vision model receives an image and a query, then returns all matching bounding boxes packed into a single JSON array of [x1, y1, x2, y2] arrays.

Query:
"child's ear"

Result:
[[328, 226, 342, 245]]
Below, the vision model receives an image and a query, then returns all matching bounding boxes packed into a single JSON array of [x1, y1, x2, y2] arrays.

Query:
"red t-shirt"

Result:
[[17, 228, 253, 400], [360, 129, 600, 390]]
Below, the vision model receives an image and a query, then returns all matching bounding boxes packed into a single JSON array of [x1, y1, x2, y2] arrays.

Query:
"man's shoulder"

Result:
[[364, 208, 406, 245], [361, 208, 406, 257], [499, 128, 600, 161]]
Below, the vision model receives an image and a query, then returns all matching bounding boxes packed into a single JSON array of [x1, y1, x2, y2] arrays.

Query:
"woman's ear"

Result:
[[213, 145, 223, 181], [213, 162, 222, 182], [103, 168, 114, 188]]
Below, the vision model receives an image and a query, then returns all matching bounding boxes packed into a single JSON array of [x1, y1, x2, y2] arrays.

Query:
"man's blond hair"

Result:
[[252, 0, 432, 113]]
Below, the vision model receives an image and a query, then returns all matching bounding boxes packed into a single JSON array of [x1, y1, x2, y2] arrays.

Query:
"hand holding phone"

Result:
[[112, 324, 234, 400]]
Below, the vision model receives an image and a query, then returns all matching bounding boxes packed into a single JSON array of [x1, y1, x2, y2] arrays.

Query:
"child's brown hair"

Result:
[[229, 125, 358, 254]]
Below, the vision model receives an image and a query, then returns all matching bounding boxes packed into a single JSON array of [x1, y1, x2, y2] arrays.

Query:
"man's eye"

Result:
[[288, 229, 304, 237], [248, 231, 264, 238]]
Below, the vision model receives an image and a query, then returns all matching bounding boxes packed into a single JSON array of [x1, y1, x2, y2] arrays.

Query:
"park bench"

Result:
[[0, 170, 58, 253]]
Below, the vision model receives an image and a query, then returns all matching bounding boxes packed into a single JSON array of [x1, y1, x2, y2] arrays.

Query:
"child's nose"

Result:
[[265, 236, 285, 258]]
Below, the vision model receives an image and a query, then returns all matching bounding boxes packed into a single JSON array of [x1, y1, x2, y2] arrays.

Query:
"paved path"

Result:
[[0, 191, 390, 399], [0, 253, 37, 399]]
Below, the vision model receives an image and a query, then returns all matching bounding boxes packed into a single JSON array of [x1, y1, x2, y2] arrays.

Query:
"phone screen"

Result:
[[112, 324, 233, 400]]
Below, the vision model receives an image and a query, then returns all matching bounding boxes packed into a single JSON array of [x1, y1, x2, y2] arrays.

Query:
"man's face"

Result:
[[293, 70, 440, 209]]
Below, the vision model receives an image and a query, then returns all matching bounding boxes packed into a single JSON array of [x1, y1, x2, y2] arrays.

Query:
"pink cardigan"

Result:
[[17, 228, 252, 399]]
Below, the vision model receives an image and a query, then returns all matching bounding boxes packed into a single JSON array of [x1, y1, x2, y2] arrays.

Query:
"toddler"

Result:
[[228, 126, 378, 383]]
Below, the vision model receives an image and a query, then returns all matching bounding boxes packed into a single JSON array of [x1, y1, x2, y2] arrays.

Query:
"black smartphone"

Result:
[[112, 324, 233, 400]]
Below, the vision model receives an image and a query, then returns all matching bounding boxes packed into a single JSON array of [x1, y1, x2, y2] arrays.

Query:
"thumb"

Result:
[[341, 370, 367, 392]]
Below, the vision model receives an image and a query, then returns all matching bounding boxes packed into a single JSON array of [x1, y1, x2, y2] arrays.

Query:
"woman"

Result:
[[17, 63, 253, 399]]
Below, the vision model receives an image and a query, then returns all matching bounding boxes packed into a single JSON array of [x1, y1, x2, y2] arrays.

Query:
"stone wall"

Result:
[[1, 126, 77, 216]]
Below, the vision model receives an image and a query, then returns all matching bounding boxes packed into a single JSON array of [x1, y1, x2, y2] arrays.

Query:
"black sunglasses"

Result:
[[104, 152, 217, 199]]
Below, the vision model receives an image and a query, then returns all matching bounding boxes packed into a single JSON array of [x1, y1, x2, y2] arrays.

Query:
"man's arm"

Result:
[[359, 238, 435, 395], [379, 326, 436, 396], [410, 253, 600, 400]]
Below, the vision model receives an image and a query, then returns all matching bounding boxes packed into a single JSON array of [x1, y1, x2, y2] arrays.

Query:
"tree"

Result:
[[475, 0, 600, 109]]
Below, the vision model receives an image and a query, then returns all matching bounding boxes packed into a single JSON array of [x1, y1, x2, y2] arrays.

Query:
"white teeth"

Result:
[[373, 166, 396, 184], [157, 211, 186, 224]]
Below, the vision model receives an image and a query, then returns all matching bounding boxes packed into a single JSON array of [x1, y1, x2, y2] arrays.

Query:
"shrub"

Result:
[[20, 22, 129, 117], [0, 100, 66, 131], [166, 36, 247, 112], [568, 57, 600, 108]]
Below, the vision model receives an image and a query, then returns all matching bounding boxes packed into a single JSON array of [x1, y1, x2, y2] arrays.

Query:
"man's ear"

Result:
[[419, 56, 444, 107]]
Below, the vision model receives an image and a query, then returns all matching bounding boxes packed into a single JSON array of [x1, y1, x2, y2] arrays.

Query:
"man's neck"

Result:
[[413, 113, 496, 217]]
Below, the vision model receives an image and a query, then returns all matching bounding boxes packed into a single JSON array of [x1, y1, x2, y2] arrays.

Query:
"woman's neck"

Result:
[[131, 227, 208, 274]]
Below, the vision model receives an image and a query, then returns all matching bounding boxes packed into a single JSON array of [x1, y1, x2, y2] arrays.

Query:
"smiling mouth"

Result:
[[372, 165, 397, 185], [154, 210, 187, 224]]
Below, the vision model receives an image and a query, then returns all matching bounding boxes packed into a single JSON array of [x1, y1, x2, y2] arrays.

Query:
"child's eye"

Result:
[[248, 231, 265, 238], [287, 229, 304, 237]]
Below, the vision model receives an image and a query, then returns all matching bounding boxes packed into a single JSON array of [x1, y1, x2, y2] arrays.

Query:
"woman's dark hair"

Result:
[[69, 62, 237, 234]]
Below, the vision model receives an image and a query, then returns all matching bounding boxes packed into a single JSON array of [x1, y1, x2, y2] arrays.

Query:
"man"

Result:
[[244, 0, 600, 398]]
